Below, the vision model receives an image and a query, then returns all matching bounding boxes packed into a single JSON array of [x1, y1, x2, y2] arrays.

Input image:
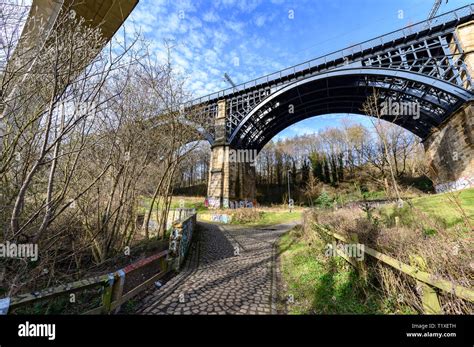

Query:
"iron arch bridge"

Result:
[[229, 68, 472, 151], [190, 4, 474, 151]]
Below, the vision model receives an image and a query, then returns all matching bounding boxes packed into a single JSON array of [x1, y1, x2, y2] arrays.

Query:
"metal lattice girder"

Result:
[[186, 4, 474, 147], [229, 68, 473, 150]]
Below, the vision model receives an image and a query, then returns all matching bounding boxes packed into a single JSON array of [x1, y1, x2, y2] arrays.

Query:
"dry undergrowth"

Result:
[[304, 208, 473, 314], [230, 208, 263, 224]]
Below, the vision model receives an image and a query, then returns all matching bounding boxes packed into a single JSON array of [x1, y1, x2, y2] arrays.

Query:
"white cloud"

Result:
[[225, 21, 246, 35], [122, 0, 299, 99], [254, 14, 266, 27], [235, 0, 262, 13], [203, 11, 220, 23]]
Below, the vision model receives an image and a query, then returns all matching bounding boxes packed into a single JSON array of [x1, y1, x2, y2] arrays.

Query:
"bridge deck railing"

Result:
[[189, 4, 474, 105]]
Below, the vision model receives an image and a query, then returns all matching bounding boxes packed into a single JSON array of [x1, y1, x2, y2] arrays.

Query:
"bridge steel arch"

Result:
[[228, 68, 473, 151], [203, 6, 474, 208]]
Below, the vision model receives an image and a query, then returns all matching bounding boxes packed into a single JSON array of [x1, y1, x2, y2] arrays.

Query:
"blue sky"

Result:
[[126, 0, 471, 140]]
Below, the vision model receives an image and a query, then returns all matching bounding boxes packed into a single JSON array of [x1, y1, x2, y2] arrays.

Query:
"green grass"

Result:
[[170, 196, 207, 212], [250, 210, 303, 226], [199, 208, 303, 226], [409, 188, 474, 227], [278, 228, 409, 314], [138, 196, 207, 214], [380, 188, 474, 229]]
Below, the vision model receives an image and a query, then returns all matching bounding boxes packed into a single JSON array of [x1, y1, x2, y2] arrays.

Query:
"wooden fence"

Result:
[[3, 249, 169, 315], [1, 213, 198, 315], [314, 223, 474, 314]]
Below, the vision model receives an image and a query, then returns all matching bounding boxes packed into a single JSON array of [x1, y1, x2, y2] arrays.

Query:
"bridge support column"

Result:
[[206, 100, 256, 208], [207, 144, 231, 208], [423, 102, 474, 193], [454, 20, 474, 86], [207, 145, 257, 208], [424, 21, 474, 193]]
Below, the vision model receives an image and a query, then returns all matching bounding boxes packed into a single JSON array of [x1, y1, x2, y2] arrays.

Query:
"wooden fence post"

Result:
[[350, 233, 367, 283], [159, 255, 167, 273], [101, 274, 115, 314], [410, 255, 443, 314], [111, 270, 126, 313]]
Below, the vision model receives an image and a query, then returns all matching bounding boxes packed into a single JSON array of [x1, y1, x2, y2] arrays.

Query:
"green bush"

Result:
[[422, 227, 437, 236], [362, 190, 386, 200], [384, 204, 416, 227], [315, 192, 333, 209]]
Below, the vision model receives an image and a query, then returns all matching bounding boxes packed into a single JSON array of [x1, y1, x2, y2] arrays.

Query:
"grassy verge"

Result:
[[245, 209, 303, 227], [302, 189, 474, 314], [199, 209, 304, 227], [278, 227, 413, 314], [378, 188, 473, 230], [408, 188, 473, 227], [169, 196, 207, 211], [138, 196, 207, 214]]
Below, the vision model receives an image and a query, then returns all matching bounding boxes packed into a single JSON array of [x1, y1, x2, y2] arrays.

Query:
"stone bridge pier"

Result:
[[204, 15, 474, 207], [207, 101, 256, 209], [424, 101, 474, 193], [207, 144, 257, 209], [424, 21, 474, 193]]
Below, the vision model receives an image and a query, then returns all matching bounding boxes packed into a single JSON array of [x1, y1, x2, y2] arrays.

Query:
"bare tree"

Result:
[[362, 90, 402, 201]]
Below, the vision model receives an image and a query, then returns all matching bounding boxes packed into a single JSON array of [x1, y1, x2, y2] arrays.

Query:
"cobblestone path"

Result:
[[136, 222, 295, 315]]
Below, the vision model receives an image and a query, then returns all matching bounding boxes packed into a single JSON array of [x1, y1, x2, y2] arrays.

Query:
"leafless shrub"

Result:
[[0, 3, 207, 296], [304, 208, 473, 314], [230, 208, 263, 224]]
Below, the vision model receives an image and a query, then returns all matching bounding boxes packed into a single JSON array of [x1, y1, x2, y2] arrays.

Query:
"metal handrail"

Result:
[[188, 4, 474, 105], [4, 249, 170, 313]]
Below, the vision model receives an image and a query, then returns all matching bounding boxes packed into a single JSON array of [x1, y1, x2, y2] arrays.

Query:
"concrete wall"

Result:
[[168, 213, 197, 270]]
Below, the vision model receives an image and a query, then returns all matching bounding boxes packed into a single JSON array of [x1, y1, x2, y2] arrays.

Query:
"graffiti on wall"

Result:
[[169, 215, 196, 269], [228, 200, 254, 209], [211, 214, 231, 224], [205, 197, 221, 209], [435, 176, 474, 193], [205, 197, 256, 209]]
